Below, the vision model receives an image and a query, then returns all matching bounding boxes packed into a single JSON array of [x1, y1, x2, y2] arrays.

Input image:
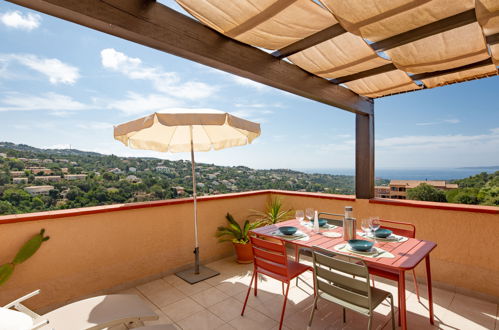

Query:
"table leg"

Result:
[[398, 270, 407, 330], [426, 255, 435, 325], [294, 245, 299, 261]]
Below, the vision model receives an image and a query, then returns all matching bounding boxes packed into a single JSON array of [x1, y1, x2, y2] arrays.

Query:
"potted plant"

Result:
[[216, 213, 260, 264], [250, 197, 293, 225]]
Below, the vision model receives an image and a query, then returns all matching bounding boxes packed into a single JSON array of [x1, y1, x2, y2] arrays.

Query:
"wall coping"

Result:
[[369, 198, 499, 214], [1, 190, 497, 224]]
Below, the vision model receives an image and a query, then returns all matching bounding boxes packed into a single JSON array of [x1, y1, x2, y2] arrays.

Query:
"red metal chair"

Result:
[[241, 235, 315, 330], [368, 219, 419, 324]]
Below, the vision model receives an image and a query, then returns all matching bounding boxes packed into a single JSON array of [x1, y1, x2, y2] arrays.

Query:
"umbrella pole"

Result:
[[175, 126, 219, 284], [190, 133, 200, 275]]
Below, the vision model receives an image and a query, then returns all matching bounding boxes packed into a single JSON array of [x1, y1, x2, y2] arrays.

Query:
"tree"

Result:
[[407, 183, 447, 202], [2, 188, 31, 206], [0, 200, 15, 215]]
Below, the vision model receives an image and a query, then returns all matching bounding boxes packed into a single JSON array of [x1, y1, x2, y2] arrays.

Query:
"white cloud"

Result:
[[376, 128, 499, 150], [106, 92, 181, 116], [0, 11, 41, 30], [45, 144, 71, 150], [100, 48, 217, 99], [231, 76, 268, 91], [0, 54, 80, 84], [416, 118, 460, 126], [77, 122, 114, 130], [0, 92, 91, 112]]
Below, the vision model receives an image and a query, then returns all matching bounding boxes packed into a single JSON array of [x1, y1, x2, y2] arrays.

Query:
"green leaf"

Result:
[[0, 263, 14, 286]]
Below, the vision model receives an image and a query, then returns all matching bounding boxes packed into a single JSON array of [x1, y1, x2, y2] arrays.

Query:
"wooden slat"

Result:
[[371, 9, 477, 52], [225, 0, 297, 38], [330, 64, 397, 84], [272, 24, 347, 59], [356, 113, 375, 199], [411, 58, 494, 81], [7, 0, 373, 116], [486, 32, 499, 45]]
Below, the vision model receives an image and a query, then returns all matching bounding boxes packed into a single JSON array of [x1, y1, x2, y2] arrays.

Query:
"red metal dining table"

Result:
[[251, 219, 437, 330]]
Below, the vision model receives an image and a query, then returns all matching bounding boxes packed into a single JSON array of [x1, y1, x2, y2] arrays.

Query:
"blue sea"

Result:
[[300, 167, 498, 181]]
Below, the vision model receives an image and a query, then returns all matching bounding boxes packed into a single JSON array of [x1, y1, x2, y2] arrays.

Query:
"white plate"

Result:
[[323, 232, 342, 238]]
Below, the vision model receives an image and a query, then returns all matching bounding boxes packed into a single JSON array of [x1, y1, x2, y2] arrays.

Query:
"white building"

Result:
[[108, 168, 123, 174], [128, 167, 137, 172], [0, 153, 6, 158], [24, 186, 54, 196], [13, 177, 28, 184], [65, 174, 87, 180]]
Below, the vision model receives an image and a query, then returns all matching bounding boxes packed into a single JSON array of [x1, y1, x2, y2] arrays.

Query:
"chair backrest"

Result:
[[250, 235, 289, 279], [311, 247, 372, 310], [380, 219, 416, 238], [318, 212, 345, 227]]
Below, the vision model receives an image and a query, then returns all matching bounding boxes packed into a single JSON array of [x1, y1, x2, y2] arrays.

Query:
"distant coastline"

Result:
[[300, 167, 498, 181]]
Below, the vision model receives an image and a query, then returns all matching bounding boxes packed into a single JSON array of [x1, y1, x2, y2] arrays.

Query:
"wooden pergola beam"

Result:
[[330, 64, 397, 84], [272, 24, 346, 59], [486, 32, 499, 45], [371, 9, 477, 52], [6, 0, 372, 116], [410, 58, 494, 81]]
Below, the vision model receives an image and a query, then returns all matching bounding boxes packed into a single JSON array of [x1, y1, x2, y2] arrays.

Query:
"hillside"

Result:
[[0, 142, 387, 215]]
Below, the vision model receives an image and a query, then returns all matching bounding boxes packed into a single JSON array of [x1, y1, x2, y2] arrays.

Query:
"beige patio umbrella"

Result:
[[114, 110, 261, 283]]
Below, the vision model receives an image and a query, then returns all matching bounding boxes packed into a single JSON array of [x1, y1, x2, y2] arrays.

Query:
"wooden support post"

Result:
[[355, 113, 374, 199]]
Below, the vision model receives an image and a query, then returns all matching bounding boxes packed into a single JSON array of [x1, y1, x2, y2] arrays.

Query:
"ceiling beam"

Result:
[[7, 0, 372, 115], [410, 58, 494, 81], [486, 32, 499, 45], [272, 24, 346, 59], [371, 9, 477, 52], [330, 64, 397, 84]]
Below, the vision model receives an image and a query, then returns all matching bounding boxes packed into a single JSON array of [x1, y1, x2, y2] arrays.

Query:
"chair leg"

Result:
[[307, 295, 319, 330], [241, 272, 255, 316], [371, 275, 375, 287], [254, 272, 258, 296], [412, 269, 420, 301], [282, 282, 285, 295], [279, 282, 291, 330], [389, 294, 395, 330], [368, 315, 372, 330], [342, 307, 346, 323]]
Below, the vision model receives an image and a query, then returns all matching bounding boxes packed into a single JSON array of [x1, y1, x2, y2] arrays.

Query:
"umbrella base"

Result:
[[175, 266, 220, 284]]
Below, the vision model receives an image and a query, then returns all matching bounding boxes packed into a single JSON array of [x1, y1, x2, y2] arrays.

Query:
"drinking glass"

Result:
[[305, 208, 314, 224], [369, 217, 380, 233], [295, 210, 304, 223], [361, 218, 371, 236]]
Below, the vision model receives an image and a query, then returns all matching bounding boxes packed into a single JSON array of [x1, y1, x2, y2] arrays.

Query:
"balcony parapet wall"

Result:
[[0, 190, 497, 311]]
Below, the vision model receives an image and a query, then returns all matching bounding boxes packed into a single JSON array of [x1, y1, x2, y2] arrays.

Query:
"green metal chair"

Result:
[[308, 247, 395, 330]]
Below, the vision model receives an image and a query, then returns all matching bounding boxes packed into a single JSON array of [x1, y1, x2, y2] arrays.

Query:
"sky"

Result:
[[1, 1, 498, 171]]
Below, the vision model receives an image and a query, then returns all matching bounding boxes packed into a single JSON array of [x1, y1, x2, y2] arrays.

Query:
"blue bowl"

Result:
[[374, 228, 392, 238], [318, 218, 328, 227], [279, 226, 298, 235], [348, 239, 374, 252]]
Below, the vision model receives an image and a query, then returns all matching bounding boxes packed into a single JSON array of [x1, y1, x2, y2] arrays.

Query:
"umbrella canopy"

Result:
[[114, 111, 260, 153], [113, 110, 261, 282]]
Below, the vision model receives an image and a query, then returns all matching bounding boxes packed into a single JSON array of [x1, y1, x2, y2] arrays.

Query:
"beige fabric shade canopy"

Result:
[[176, 0, 499, 98], [114, 111, 260, 153], [114, 110, 260, 283]]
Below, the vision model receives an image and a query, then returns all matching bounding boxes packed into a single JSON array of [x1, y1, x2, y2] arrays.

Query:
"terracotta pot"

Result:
[[233, 242, 253, 264]]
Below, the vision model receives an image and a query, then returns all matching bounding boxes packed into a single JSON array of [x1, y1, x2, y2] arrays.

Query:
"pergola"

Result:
[[8, 0, 499, 199]]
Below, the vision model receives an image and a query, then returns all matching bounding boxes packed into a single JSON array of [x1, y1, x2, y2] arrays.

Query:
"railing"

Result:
[[0, 190, 497, 311]]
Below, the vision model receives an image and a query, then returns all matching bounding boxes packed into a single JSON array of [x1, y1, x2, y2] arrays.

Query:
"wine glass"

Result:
[[295, 210, 304, 224], [305, 208, 314, 224], [361, 218, 371, 236], [369, 217, 380, 234]]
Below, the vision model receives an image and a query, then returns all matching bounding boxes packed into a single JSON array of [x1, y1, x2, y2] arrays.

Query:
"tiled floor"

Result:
[[119, 257, 498, 330]]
